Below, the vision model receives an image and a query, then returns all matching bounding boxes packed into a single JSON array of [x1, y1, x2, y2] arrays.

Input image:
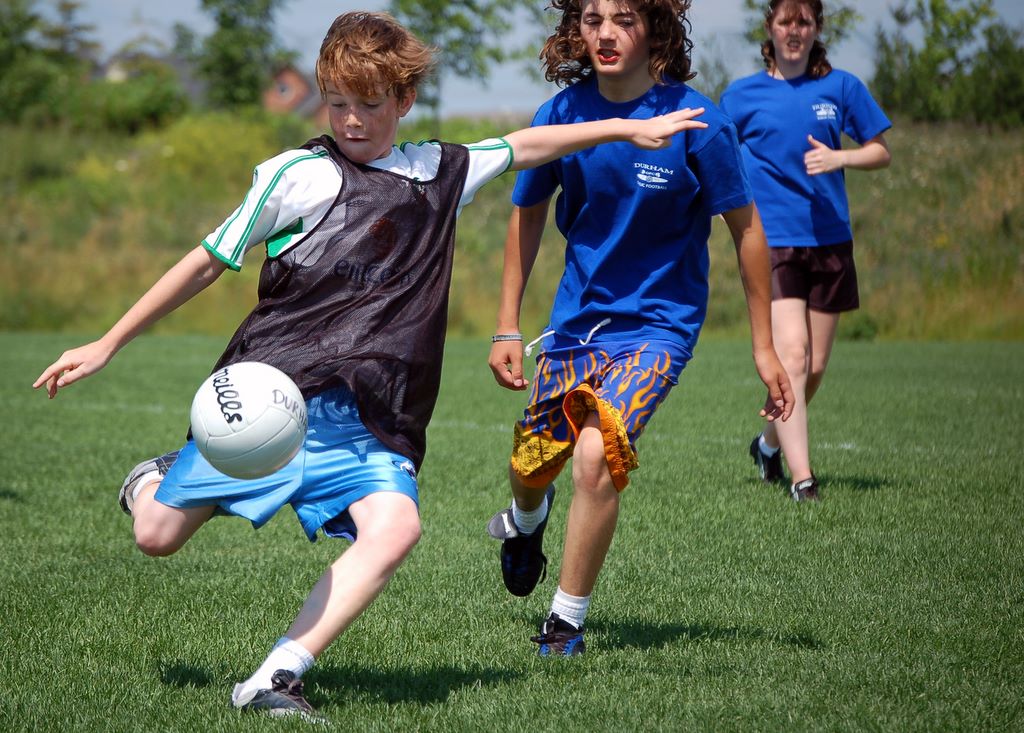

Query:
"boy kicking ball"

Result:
[[33, 11, 707, 718]]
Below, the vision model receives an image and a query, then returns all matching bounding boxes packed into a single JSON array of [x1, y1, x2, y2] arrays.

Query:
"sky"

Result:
[[64, 0, 1024, 116]]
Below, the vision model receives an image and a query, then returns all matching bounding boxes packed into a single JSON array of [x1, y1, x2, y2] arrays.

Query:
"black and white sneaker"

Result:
[[232, 670, 320, 720], [487, 486, 555, 597], [531, 612, 585, 657], [118, 450, 180, 515], [789, 477, 820, 502], [749, 435, 785, 483]]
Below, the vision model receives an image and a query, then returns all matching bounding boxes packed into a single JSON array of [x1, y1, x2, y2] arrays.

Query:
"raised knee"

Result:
[[133, 525, 180, 557]]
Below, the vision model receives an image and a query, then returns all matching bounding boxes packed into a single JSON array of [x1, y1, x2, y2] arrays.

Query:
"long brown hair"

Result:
[[761, 0, 832, 78], [540, 0, 695, 87]]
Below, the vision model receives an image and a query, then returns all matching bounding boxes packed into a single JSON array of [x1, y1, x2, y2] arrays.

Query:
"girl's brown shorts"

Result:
[[770, 240, 859, 312]]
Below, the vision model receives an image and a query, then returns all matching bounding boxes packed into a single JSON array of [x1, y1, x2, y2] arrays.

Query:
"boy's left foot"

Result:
[[530, 612, 585, 657], [232, 670, 320, 720], [487, 486, 555, 597], [789, 477, 820, 502], [118, 450, 180, 515]]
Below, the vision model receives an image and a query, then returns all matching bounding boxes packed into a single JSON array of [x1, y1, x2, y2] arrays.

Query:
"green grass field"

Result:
[[1, 333, 1021, 731]]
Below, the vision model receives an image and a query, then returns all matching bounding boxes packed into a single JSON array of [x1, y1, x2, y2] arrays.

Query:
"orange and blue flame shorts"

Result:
[[511, 337, 689, 492]]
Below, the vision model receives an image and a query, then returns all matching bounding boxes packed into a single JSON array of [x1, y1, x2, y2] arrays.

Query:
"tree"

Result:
[[389, 0, 538, 131], [0, 0, 94, 124], [39, 0, 98, 62], [689, 35, 733, 102], [195, 0, 293, 109], [871, 0, 1017, 124], [968, 22, 1024, 127]]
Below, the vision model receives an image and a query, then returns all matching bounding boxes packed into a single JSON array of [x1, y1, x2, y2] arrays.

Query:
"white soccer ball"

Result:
[[189, 361, 307, 479]]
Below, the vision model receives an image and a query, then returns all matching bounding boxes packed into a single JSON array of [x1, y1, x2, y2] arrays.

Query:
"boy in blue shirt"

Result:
[[486, 0, 793, 655], [721, 0, 891, 502], [33, 11, 707, 717]]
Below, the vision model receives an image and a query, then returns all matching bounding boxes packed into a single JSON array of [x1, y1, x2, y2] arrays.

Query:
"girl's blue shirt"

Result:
[[720, 69, 891, 248]]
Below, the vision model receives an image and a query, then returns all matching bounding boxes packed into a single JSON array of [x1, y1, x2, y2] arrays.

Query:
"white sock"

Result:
[[130, 470, 162, 503], [231, 637, 315, 705], [758, 434, 780, 456], [550, 586, 590, 630], [512, 494, 549, 536]]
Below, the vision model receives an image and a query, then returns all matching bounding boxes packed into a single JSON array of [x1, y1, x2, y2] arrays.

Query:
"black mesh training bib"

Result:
[[208, 136, 470, 469]]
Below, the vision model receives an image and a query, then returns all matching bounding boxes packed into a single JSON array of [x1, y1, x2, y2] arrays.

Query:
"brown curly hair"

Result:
[[540, 0, 694, 87], [760, 0, 832, 78], [316, 12, 435, 100]]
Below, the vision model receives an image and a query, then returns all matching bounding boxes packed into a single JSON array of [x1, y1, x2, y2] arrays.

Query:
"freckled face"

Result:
[[324, 81, 415, 164], [767, 1, 819, 73], [580, 0, 651, 86]]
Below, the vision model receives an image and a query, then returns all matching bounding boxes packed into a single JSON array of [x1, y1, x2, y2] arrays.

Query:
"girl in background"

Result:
[[721, 0, 891, 501]]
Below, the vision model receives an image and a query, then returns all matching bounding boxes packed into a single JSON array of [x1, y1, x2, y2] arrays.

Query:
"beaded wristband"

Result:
[[491, 333, 523, 343]]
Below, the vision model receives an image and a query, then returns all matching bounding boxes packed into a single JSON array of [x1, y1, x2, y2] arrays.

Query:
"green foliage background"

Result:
[[2, 111, 1021, 341]]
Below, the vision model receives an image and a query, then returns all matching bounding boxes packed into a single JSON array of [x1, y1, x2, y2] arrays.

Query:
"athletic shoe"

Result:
[[486, 486, 555, 597], [789, 477, 820, 502], [749, 435, 785, 483], [531, 612, 585, 657], [232, 670, 319, 720], [118, 450, 180, 515]]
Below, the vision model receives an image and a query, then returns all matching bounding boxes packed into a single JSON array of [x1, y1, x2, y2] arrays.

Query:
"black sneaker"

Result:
[[789, 477, 820, 502], [749, 435, 785, 483], [531, 613, 585, 657], [232, 670, 319, 720], [486, 486, 555, 597], [118, 450, 180, 515]]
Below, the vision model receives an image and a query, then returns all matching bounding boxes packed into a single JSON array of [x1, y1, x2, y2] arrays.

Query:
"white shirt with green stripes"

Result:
[[203, 137, 513, 271]]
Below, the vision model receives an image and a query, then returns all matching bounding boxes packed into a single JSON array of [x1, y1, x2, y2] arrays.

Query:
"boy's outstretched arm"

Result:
[[721, 203, 794, 422], [504, 108, 708, 171], [487, 200, 550, 390], [33, 245, 228, 398]]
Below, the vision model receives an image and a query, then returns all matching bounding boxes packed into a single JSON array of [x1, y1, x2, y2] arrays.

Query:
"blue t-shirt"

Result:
[[720, 69, 891, 247], [513, 76, 752, 352]]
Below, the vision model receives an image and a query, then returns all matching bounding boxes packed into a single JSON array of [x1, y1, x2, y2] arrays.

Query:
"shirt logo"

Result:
[[392, 459, 417, 479], [813, 103, 838, 120], [634, 162, 673, 190]]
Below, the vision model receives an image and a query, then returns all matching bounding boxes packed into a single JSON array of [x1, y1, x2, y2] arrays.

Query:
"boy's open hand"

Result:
[[33, 340, 114, 399], [629, 108, 707, 149]]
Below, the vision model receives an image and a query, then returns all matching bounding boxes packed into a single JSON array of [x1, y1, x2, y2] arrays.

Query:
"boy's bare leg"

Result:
[[284, 492, 421, 656], [559, 412, 619, 597], [131, 481, 215, 557]]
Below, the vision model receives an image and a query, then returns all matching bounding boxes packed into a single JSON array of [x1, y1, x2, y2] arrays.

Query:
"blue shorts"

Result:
[[155, 387, 418, 541]]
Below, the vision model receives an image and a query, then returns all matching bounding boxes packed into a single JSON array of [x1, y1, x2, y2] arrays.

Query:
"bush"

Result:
[[71, 70, 190, 134], [0, 53, 77, 125]]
